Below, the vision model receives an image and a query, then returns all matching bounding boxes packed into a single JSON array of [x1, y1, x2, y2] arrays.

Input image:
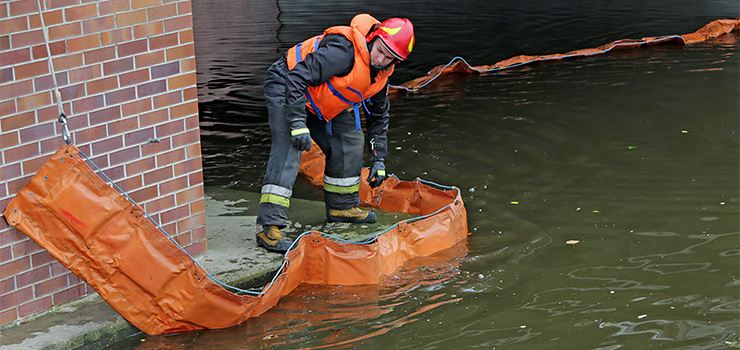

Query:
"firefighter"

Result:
[[256, 14, 414, 252]]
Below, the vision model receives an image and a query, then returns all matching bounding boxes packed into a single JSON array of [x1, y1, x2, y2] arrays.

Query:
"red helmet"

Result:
[[366, 18, 415, 60]]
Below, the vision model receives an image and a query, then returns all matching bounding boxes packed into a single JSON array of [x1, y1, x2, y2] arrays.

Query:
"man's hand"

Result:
[[367, 160, 387, 188], [290, 120, 311, 151]]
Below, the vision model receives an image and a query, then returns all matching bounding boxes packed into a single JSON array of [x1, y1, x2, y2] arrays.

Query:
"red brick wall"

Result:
[[0, 0, 205, 327]]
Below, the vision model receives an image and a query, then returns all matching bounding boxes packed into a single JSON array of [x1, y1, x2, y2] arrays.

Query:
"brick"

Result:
[[144, 194, 175, 214], [31, 40, 66, 59], [0, 228, 26, 247], [133, 21, 163, 39], [0, 17, 28, 36], [67, 33, 100, 53], [2, 111, 35, 133], [52, 284, 86, 305], [28, 10, 64, 28], [51, 52, 83, 71], [184, 240, 206, 257], [140, 136, 170, 156], [160, 204, 187, 224], [184, 115, 198, 130], [91, 135, 123, 156], [7, 175, 33, 195], [16, 91, 51, 113], [33, 72, 69, 93], [65, 3, 98, 21], [117, 38, 148, 57], [89, 105, 121, 126], [177, 211, 205, 232], [132, 0, 162, 9], [0, 35, 8, 50], [154, 119, 184, 138], [107, 116, 139, 135], [188, 169, 203, 186], [183, 86, 196, 102], [155, 147, 184, 166], [14, 60, 49, 81], [84, 46, 116, 65], [19, 122, 55, 144], [100, 27, 133, 46], [164, 15, 192, 33], [165, 43, 194, 61], [177, 1, 192, 15], [148, 3, 175, 20], [0, 67, 12, 83], [16, 266, 50, 288], [104, 86, 136, 105], [71, 94, 104, 114], [191, 225, 206, 242], [151, 61, 179, 80], [173, 156, 201, 176], [168, 73, 196, 90], [48, 22, 82, 41], [68, 64, 102, 84], [0, 286, 33, 312], [0, 132, 20, 149], [170, 101, 197, 119], [86, 76, 118, 95], [173, 231, 190, 246], [0, 48, 31, 67], [119, 68, 149, 87], [139, 108, 168, 127], [109, 146, 140, 166], [47, 0, 77, 10], [157, 173, 185, 194], [124, 126, 154, 146], [153, 90, 181, 109], [149, 33, 177, 50], [49, 261, 68, 276], [0, 257, 31, 279], [18, 296, 53, 318], [176, 185, 203, 205], [34, 275, 67, 297], [11, 238, 41, 257], [121, 99, 152, 117], [22, 154, 51, 175], [31, 251, 54, 268], [0, 246, 10, 261], [129, 184, 157, 203], [0, 163, 22, 183], [0, 308, 18, 327], [115, 174, 142, 193], [8, 0, 38, 16], [116, 9, 147, 27], [0, 277, 15, 295], [39, 137, 66, 154], [134, 51, 165, 69], [99, 0, 129, 15], [11, 29, 45, 48], [58, 82, 86, 101], [0, 79, 34, 100], [143, 165, 172, 185], [0, 100, 15, 116], [72, 124, 106, 144], [137, 80, 166, 98], [103, 57, 133, 76], [179, 29, 193, 45], [172, 129, 200, 148], [125, 155, 155, 176]]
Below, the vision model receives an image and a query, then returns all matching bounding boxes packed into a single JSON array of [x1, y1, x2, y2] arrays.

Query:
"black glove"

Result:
[[290, 120, 311, 151], [367, 160, 386, 188]]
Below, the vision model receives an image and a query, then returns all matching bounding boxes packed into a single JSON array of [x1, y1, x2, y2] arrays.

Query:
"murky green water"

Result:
[[112, 1, 738, 349]]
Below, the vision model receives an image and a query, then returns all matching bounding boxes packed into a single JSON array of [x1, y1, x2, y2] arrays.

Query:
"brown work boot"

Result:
[[327, 206, 377, 223], [256, 225, 293, 253]]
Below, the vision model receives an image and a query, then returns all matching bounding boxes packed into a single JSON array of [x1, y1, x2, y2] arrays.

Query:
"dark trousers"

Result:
[[256, 58, 364, 228]]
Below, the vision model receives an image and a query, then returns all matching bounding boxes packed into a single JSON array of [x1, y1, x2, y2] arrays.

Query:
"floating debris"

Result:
[[510, 201, 519, 205], [566, 240, 580, 245], [681, 130, 689, 134]]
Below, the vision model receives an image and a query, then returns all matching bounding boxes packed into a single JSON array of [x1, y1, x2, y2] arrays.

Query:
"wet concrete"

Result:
[[0, 188, 413, 350]]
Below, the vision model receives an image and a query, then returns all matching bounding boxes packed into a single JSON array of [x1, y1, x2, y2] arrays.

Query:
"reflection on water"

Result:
[[111, 0, 740, 349]]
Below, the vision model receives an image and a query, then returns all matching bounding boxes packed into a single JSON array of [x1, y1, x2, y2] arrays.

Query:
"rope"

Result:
[[35, 0, 70, 144]]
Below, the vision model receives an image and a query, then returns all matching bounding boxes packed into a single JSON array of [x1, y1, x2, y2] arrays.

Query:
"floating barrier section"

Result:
[[391, 18, 740, 94], [3, 144, 468, 335]]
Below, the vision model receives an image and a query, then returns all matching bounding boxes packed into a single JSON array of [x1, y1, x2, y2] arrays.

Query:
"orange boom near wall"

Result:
[[3, 143, 468, 335]]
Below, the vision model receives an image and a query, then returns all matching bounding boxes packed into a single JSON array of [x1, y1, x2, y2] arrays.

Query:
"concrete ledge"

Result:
[[0, 188, 411, 349]]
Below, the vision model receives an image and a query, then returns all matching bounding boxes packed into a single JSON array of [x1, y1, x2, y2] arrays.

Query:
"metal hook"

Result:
[[58, 113, 70, 145]]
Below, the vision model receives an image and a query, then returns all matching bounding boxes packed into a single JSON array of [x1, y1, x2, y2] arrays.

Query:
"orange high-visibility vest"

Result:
[[286, 14, 394, 120]]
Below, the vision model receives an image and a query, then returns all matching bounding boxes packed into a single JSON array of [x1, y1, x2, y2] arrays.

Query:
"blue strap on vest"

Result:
[[296, 36, 325, 120]]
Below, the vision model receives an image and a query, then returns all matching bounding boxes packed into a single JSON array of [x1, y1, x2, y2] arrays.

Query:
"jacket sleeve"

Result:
[[365, 82, 390, 161], [283, 35, 354, 107]]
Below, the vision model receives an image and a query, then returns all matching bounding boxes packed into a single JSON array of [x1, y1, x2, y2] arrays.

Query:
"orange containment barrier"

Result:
[[3, 143, 468, 335], [390, 18, 740, 94]]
